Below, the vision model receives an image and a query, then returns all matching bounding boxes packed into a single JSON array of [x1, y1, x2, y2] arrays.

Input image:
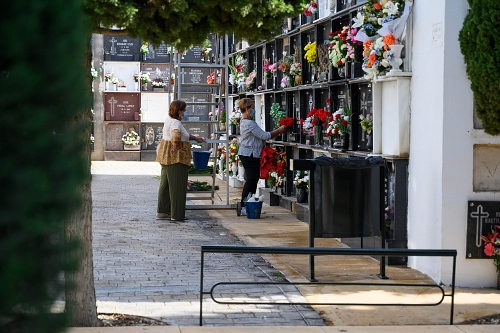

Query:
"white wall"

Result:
[[409, 0, 499, 287]]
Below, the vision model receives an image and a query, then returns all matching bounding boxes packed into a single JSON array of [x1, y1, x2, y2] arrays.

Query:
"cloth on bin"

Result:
[[260, 145, 277, 180], [312, 154, 385, 169]]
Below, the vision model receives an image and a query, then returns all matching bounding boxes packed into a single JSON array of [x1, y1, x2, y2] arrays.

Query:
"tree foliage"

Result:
[[0, 0, 90, 332], [84, 0, 308, 49], [459, 0, 500, 135]]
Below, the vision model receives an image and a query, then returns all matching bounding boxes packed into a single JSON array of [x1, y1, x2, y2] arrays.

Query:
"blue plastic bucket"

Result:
[[192, 151, 211, 170], [246, 201, 263, 219]]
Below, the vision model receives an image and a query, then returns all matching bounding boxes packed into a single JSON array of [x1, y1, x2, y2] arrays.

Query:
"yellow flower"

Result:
[[304, 41, 317, 65]]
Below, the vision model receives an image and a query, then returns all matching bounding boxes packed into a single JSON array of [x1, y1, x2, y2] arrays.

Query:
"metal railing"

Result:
[[199, 245, 457, 326]]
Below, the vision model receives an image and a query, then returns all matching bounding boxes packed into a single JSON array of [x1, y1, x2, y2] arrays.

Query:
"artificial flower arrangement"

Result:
[[104, 71, 114, 82], [300, 108, 330, 136], [229, 54, 247, 91], [228, 138, 239, 174], [207, 72, 215, 84], [303, 0, 318, 17], [140, 73, 150, 84], [91, 67, 99, 81], [201, 47, 211, 58], [263, 58, 276, 78], [133, 73, 140, 82], [359, 113, 373, 134], [293, 170, 309, 191], [267, 148, 286, 190], [140, 42, 149, 55], [170, 74, 175, 85], [481, 225, 500, 272], [270, 103, 286, 129], [229, 108, 242, 126], [352, 0, 406, 40], [290, 62, 302, 76], [278, 51, 294, 77], [218, 103, 226, 124], [110, 77, 119, 85], [326, 107, 352, 137], [151, 78, 166, 88], [244, 70, 257, 90], [351, 0, 412, 80], [216, 144, 226, 173], [328, 26, 349, 68], [280, 117, 295, 128], [117, 79, 126, 88], [304, 41, 317, 66], [122, 130, 140, 146]]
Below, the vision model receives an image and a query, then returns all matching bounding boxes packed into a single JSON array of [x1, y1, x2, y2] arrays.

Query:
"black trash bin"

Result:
[[311, 155, 385, 239]]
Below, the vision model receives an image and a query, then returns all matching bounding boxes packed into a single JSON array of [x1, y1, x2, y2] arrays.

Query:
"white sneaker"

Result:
[[241, 207, 247, 216]]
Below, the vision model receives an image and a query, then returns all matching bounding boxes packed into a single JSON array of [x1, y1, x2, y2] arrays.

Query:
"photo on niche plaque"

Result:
[[466, 201, 500, 259]]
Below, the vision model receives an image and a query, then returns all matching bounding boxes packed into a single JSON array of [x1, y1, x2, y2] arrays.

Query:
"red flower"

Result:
[[311, 2, 317, 8], [484, 243, 495, 257], [333, 129, 339, 134], [326, 98, 331, 105], [300, 118, 304, 125], [311, 119, 317, 125], [341, 119, 348, 127], [335, 114, 341, 119], [280, 117, 294, 127]]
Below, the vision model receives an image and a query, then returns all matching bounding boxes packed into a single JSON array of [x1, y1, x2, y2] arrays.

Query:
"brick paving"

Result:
[[91, 161, 325, 326]]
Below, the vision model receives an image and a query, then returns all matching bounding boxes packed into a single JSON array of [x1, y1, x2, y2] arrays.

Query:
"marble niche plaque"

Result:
[[141, 123, 163, 151], [140, 63, 172, 91], [473, 145, 500, 191], [142, 41, 174, 63], [104, 93, 140, 121], [105, 123, 140, 151], [103, 35, 141, 61], [103, 62, 141, 92], [140, 93, 169, 123]]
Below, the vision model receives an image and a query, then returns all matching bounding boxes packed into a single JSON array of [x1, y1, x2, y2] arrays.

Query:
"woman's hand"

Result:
[[279, 125, 287, 134], [195, 136, 205, 143], [170, 142, 182, 152]]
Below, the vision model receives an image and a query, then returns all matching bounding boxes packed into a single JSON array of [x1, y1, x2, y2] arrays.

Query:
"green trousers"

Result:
[[157, 163, 188, 220]]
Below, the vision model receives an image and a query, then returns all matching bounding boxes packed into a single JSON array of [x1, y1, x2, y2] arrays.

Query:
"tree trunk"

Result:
[[65, 35, 99, 327]]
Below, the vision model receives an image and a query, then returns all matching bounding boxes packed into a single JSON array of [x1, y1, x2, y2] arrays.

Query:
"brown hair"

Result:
[[169, 100, 187, 120], [238, 98, 254, 113]]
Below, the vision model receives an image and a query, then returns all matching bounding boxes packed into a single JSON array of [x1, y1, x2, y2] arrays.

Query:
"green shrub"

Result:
[[459, 0, 500, 135], [0, 1, 90, 332]]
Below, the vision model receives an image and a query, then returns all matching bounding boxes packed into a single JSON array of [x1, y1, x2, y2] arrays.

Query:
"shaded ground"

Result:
[[99, 312, 500, 326]]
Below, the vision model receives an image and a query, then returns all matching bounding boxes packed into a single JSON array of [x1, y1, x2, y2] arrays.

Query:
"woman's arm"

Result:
[[269, 125, 287, 139], [189, 134, 205, 143]]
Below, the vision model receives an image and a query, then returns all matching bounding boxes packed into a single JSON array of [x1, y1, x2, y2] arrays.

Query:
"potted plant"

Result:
[[293, 170, 309, 203], [122, 129, 140, 150], [151, 78, 166, 92]]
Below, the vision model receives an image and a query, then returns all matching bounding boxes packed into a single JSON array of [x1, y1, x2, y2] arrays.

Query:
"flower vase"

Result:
[[341, 133, 350, 151], [366, 132, 373, 151], [134, 81, 139, 91], [142, 83, 148, 91], [329, 136, 334, 149], [388, 44, 404, 73], [142, 54, 147, 61], [231, 124, 237, 135], [105, 81, 109, 90], [295, 75, 302, 86], [237, 163, 245, 181], [231, 162, 238, 178], [236, 125, 240, 135], [314, 125, 323, 146], [296, 188, 308, 204], [220, 122, 226, 132]]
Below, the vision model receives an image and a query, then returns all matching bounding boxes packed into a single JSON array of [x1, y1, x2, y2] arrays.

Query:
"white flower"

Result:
[[352, 12, 364, 28], [383, 1, 400, 16], [111, 77, 119, 84]]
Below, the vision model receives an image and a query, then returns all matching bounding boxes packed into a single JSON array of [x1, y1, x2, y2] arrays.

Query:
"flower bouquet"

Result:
[[328, 26, 349, 68], [140, 42, 149, 55], [122, 130, 140, 146], [244, 70, 257, 91], [326, 107, 352, 137], [280, 117, 294, 128], [263, 58, 275, 79], [104, 71, 114, 82], [270, 103, 286, 129], [304, 41, 317, 66], [481, 225, 500, 272], [359, 113, 373, 134], [294, 170, 309, 190], [352, 0, 406, 41], [303, 0, 318, 17], [140, 73, 150, 84], [361, 33, 398, 80], [151, 78, 166, 89], [278, 52, 294, 77], [229, 54, 247, 92], [91, 67, 99, 81], [207, 72, 215, 84]]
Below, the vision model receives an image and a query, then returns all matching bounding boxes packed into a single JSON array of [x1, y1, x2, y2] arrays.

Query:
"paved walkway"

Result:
[[78, 161, 500, 332]]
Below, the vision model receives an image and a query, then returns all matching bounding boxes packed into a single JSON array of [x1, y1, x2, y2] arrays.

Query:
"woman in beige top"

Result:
[[156, 100, 204, 221]]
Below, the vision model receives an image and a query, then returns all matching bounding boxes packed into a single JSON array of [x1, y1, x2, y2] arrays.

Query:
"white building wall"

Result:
[[409, 0, 499, 287]]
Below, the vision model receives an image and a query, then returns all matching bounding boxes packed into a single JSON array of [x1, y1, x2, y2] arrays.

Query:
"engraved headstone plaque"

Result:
[[104, 93, 140, 121], [140, 93, 169, 123], [104, 35, 141, 61], [142, 41, 173, 63], [141, 123, 164, 151], [182, 45, 203, 63], [466, 201, 500, 259], [180, 93, 211, 122], [103, 62, 141, 92], [105, 123, 140, 151], [140, 63, 172, 91]]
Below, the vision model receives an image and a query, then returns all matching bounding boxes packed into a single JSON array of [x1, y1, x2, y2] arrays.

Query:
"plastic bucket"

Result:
[[192, 151, 211, 170], [246, 201, 263, 219]]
